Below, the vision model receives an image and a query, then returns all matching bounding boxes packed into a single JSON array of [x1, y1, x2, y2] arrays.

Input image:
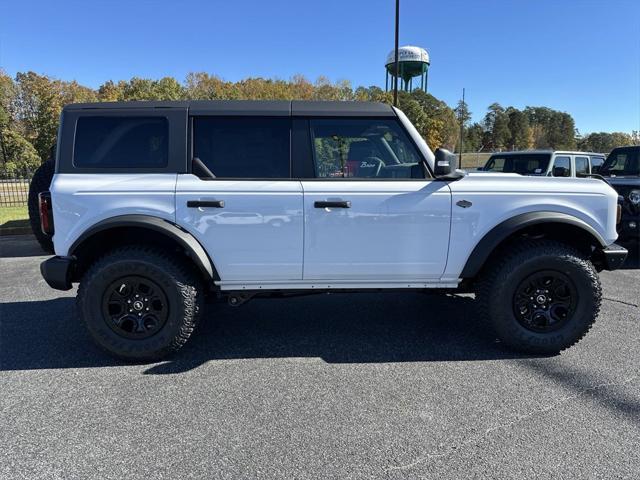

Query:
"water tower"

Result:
[[385, 45, 430, 93]]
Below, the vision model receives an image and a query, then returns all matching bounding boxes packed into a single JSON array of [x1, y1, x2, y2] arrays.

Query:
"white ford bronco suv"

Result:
[[39, 100, 628, 360]]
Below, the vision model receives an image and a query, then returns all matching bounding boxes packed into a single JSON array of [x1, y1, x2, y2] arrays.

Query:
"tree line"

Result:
[[0, 70, 637, 175], [456, 101, 638, 154]]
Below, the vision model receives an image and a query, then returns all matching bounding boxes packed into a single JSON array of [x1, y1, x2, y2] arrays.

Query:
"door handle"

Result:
[[187, 200, 225, 208], [314, 200, 351, 209]]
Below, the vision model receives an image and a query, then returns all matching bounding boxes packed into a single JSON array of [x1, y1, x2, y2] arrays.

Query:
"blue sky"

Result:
[[1, 0, 639, 133]]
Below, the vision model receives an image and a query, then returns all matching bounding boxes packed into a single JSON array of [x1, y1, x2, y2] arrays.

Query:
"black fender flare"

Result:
[[69, 214, 220, 281], [460, 211, 607, 278]]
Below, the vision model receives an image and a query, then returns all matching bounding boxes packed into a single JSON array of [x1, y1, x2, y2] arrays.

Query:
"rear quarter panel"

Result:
[[51, 173, 177, 256]]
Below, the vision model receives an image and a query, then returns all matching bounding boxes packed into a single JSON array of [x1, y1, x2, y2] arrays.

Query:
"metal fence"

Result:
[[0, 169, 34, 207]]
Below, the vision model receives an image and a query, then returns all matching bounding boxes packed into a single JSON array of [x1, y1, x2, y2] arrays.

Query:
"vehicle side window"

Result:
[[74, 117, 169, 168], [552, 156, 571, 176], [589, 156, 604, 173], [603, 151, 639, 175], [309, 119, 424, 179], [575, 156, 589, 175], [484, 157, 505, 171], [193, 117, 290, 178]]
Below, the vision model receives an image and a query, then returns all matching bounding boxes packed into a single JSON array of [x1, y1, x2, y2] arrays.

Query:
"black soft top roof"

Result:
[[63, 100, 396, 117]]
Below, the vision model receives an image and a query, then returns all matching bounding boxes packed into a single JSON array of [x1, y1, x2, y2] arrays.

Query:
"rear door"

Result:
[[175, 115, 303, 282], [550, 154, 572, 177], [589, 155, 605, 173], [300, 117, 451, 282], [575, 155, 590, 176]]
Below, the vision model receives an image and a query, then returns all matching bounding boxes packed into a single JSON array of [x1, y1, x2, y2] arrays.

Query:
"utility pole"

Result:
[[459, 87, 465, 167], [393, 0, 400, 106]]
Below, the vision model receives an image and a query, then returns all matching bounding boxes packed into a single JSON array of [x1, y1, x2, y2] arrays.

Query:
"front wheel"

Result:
[[477, 240, 601, 354], [77, 247, 204, 361]]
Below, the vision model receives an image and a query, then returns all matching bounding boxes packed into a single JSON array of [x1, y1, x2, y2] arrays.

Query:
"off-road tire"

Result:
[[27, 160, 55, 253], [477, 239, 601, 354], [77, 246, 204, 361]]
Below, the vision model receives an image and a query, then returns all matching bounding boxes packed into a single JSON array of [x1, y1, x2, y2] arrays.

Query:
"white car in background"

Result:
[[481, 150, 605, 177]]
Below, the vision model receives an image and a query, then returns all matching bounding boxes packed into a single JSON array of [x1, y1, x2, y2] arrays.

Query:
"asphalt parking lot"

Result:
[[1, 235, 638, 479]]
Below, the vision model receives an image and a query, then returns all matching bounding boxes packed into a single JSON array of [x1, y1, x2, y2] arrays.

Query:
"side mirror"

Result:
[[552, 166, 570, 177], [433, 148, 459, 177]]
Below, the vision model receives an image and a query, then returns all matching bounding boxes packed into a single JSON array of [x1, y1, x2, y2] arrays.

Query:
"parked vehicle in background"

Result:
[[38, 100, 626, 361], [481, 151, 605, 177], [599, 146, 640, 244]]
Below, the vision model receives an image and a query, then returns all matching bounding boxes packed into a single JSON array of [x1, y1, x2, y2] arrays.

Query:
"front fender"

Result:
[[459, 211, 607, 279]]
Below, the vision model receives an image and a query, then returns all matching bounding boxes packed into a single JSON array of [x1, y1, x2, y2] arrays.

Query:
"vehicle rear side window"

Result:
[[575, 156, 589, 175], [74, 117, 169, 168], [552, 156, 571, 176], [590, 156, 604, 172], [193, 117, 290, 178], [309, 119, 423, 179]]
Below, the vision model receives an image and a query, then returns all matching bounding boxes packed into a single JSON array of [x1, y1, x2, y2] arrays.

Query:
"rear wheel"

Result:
[[28, 160, 55, 253], [477, 240, 601, 354], [77, 246, 203, 361]]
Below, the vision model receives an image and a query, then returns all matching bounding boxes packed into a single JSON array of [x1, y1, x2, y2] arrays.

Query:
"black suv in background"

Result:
[[599, 146, 640, 244]]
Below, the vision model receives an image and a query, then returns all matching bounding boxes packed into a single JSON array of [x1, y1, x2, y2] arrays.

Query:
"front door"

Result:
[[301, 118, 451, 281], [176, 116, 303, 282]]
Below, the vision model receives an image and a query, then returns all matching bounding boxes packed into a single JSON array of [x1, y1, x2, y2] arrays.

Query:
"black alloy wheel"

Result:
[[512, 270, 577, 333], [102, 275, 170, 339]]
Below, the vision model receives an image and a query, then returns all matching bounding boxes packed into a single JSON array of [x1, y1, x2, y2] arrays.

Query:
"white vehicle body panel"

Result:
[[301, 180, 451, 280], [443, 173, 619, 281], [52, 172, 620, 289], [51, 173, 177, 256], [175, 175, 303, 281]]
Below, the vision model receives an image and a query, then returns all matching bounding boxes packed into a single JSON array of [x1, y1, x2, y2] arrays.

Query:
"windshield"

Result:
[[600, 148, 640, 176], [483, 153, 551, 175]]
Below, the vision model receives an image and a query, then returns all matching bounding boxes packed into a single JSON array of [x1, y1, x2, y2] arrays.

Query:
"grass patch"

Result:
[[0, 205, 29, 229]]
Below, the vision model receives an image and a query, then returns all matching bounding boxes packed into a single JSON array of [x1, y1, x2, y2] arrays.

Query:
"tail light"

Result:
[[38, 191, 54, 235]]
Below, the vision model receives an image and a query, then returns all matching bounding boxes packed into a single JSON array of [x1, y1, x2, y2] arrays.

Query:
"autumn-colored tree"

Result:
[[12, 72, 63, 160], [409, 90, 458, 150], [3, 70, 632, 166]]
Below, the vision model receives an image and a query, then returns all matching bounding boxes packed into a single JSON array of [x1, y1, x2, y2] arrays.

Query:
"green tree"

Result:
[[13, 72, 62, 160], [506, 107, 533, 150], [483, 103, 510, 150], [397, 92, 430, 141], [0, 128, 41, 175], [0, 70, 16, 129], [524, 106, 576, 149], [577, 132, 635, 153], [454, 99, 472, 126], [464, 123, 485, 152], [410, 90, 459, 150], [454, 99, 472, 153]]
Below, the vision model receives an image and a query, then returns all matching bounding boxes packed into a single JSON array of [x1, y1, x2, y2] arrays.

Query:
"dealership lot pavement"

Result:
[[1, 235, 638, 479]]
